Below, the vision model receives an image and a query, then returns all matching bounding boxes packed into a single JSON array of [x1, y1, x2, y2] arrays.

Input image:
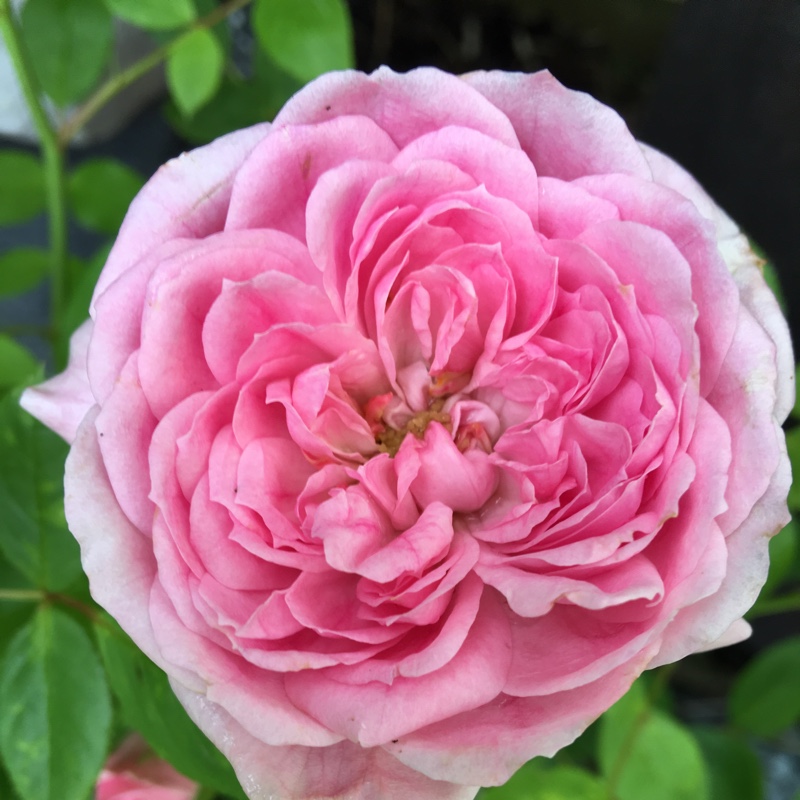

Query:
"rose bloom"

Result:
[[96, 735, 198, 800], [23, 68, 792, 799]]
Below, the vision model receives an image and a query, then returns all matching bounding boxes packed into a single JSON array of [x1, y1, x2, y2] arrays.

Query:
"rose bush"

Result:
[[22, 67, 792, 799], [96, 735, 198, 800]]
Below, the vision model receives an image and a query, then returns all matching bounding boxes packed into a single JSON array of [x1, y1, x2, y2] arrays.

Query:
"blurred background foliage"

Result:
[[0, 1, 798, 799]]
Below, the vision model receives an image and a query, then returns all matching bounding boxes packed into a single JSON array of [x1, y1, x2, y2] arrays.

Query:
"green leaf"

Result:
[[0, 393, 81, 591], [479, 760, 606, 799], [0, 548, 36, 652], [253, 0, 354, 82], [694, 727, 763, 800], [786, 427, 800, 513], [0, 248, 50, 298], [95, 621, 245, 799], [63, 243, 111, 336], [103, 0, 196, 30], [0, 547, 34, 599], [167, 29, 225, 116], [0, 607, 111, 800], [20, 0, 112, 107], [599, 681, 709, 800], [67, 158, 144, 235], [165, 48, 301, 143], [0, 151, 45, 225], [0, 760, 22, 800], [729, 636, 800, 737], [0, 338, 40, 389], [761, 519, 799, 597]]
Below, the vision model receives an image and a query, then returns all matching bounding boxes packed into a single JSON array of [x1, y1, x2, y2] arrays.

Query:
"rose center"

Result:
[[373, 397, 452, 457]]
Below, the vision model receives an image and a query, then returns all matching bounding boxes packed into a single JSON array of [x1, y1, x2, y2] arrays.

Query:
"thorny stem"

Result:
[[57, 0, 255, 146]]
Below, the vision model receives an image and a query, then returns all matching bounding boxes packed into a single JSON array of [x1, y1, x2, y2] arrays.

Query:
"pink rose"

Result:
[[96, 735, 198, 800], [23, 68, 792, 799]]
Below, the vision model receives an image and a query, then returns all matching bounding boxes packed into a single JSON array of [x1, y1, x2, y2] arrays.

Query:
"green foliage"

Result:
[[0, 393, 81, 592], [0, 248, 50, 298], [253, 0, 354, 82], [0, 606, 111, 800], [599, 680, 709, 800], [762, 519, 799, 597], [166, 52, 301, 144], [793, 364, 800, 421], [0, 759, 21, 800], [0, 338, 39, 389], [67, 158, 144, 235], [167, 29, 225, 116], [63, 243, 112, 335], [103, 0, 197, 30], [0, 551, 36, 660], [20, 0, 112, 107], [0, 549, 33, 599], [479, 760, 606, 799], [0, 151, 45, 226], [95, 621, 246, 799], [729, 636, 800, 737], [694, 727, 763, 800], [786, 427, 800, 513]]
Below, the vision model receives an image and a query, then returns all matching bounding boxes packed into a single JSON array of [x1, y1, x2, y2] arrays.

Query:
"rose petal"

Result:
[[285, 590, 512, 747], [20, 320, 94, 443], [463, 71, 651, 180], [94, 123, 270, 305], [172, 682, 480, 800], [274, 67, 520, 150]]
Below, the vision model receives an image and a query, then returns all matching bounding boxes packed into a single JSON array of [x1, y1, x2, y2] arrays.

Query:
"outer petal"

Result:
[[463, 70, 651, 180], [640, 142, 793, 419], [718, 233, 795, 422], [651, 423, 791, 667], [20, 320, 94, 443], [65, 407, 164, 664], [93, 123, 271, 306], [274, 67, 520, 150], [639, 143, 739, 241], [385, 650, 655, 787], [172, 681, 479, 800], [225, 116, 399, 239], [284, 591, 512, 747], [574, 172, 739, 396], [94, 352, 157, 533]]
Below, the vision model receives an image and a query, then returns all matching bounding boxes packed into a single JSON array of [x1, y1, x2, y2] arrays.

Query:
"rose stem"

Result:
[[0, 589, 44, 602], [0, 0, 68, 360]]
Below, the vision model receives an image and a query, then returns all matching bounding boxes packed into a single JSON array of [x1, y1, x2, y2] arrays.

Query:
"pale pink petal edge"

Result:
[[172, 681, 479, 800], [92, 123, 271, 308], [20, 320, 95, 444]]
